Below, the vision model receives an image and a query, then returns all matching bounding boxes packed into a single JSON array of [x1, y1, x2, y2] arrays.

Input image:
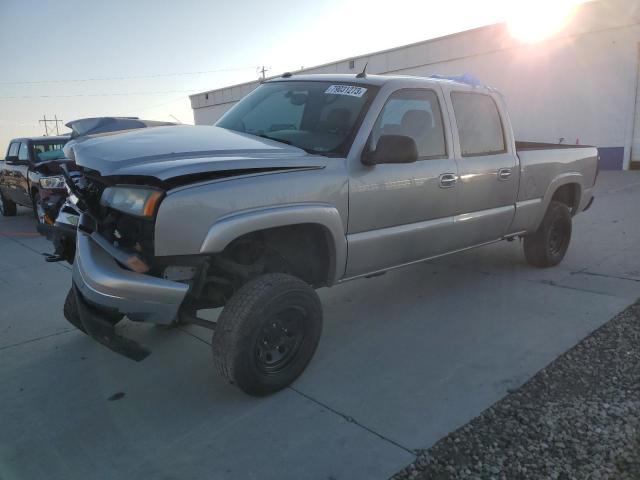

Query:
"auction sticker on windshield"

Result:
[[324, 85, 367, 97]]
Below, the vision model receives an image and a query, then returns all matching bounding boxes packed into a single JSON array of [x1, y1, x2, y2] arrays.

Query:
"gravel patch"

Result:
[[393, 300, 640, 480]]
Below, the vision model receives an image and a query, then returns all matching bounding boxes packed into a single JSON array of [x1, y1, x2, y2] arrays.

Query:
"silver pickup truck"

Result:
[[62, 73, 597, 395]]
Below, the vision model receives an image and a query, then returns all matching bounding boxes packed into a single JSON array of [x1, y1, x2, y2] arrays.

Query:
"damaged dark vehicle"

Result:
[[0, 136, 71, 223], [62, 74, 597, 396]]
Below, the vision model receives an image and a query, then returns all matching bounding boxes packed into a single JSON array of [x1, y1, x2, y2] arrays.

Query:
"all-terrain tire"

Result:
[[0, 192, 17, 217], [32, 191, 45, 224], [523, 200, 572, 268], [212, 273, 323, 396]]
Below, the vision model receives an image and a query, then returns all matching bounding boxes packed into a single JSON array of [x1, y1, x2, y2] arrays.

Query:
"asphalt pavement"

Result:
[[1, 171, 639, 480]]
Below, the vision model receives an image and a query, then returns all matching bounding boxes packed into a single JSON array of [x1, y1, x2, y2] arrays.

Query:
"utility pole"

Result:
[[258, 66, 269, 80], [39, 115, 63, 136]]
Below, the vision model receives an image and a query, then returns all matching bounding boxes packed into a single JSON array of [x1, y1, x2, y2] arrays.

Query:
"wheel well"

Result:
[[551, 183, 580, 214], [222, 223, 333, 288]]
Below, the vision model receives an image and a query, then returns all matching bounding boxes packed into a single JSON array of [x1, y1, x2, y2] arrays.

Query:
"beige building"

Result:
[[191, 0, 640, 170]]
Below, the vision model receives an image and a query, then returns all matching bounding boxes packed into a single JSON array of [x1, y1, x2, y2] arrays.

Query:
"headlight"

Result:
[[100, 186, 164, 218], [39, 175, 66, 189]]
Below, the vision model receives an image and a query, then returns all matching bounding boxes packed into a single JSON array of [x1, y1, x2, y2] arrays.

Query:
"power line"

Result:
[[0, 66, 256, 86], [0, 89, 199, 99], [120, 94, 190, 115]]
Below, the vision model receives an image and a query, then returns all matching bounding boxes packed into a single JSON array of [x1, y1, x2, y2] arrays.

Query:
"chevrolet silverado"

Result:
[[61, 73, 597, 396]]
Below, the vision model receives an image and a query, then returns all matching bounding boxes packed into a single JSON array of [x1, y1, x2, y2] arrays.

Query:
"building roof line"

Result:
[[189, 22, 504, 100], [191, 1, 640, 103], [382, 21, 640, 75]]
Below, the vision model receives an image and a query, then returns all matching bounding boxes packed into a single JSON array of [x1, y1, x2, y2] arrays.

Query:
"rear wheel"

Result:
[[212, 273, 323, 396], [523, 201, 572, 268], [0, 192, 17, 217]]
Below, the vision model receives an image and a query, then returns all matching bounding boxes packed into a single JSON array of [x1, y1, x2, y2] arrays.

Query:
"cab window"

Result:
[[451, 92, 506, 156], [7, 142, 19, 158], [31, 142, 66, 161], [18, 143, 29, 161], [371, 89, 447, 158]]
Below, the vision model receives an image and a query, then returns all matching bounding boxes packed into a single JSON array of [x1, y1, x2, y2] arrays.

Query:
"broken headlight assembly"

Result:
[[39, 175, 66, 189], [100, 186, 164, 218]]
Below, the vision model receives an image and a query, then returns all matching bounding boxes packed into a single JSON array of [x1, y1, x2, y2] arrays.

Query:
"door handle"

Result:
[[439, 173, 457, 188], [498, 168, 512, 181]]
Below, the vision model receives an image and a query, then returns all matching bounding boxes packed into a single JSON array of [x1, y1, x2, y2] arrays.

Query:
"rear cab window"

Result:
[[31, 141, 66, 162], [451, 92, 506, 156]]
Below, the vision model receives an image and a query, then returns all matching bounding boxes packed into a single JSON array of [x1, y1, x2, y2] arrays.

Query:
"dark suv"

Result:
[[0, 136, 70, 222]]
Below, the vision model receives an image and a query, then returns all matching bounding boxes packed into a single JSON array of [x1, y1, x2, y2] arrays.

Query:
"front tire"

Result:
[[523, 200, 572, 268], [32, 191, 46, 224], [212, 273, 323, 396], [0, 192, 17, 217]]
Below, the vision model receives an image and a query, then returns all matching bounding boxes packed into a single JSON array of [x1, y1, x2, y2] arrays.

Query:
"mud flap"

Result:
[[71, 285, 151, 362]]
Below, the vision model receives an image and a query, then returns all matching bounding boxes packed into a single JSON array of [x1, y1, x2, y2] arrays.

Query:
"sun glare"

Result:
[[506, 0, 581, 43]]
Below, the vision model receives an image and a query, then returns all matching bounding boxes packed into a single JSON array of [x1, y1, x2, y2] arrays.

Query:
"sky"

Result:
[[0, 0, 584, 150]]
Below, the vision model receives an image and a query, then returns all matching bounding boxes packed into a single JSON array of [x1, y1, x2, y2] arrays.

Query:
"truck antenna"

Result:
[[356, 63, 368, 79]]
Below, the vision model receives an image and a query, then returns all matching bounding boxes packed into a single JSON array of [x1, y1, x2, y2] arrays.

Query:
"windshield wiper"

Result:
[[257, 133, 293, 146], [255, 133, 328, 157]]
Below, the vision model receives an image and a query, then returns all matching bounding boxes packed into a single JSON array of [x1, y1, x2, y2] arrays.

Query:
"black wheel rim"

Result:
[[548, 217, 569, 257], [255, 306, 307, 374]]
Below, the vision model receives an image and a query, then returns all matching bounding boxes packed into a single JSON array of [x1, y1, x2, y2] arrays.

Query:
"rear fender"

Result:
[[535, 173, 584, 229]]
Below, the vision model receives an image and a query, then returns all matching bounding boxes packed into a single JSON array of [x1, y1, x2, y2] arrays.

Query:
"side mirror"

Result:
[[361, 135, 418, 166], [5, 155, 19, 165]]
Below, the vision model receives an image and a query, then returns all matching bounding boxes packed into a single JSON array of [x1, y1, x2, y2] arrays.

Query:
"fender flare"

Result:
[[535, 173, 583, 228], [199, 203, 347, 285]]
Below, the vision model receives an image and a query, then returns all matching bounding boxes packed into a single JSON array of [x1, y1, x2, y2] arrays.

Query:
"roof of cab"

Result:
[[265, 73, 487, 90], [9, 135, 70, 143]]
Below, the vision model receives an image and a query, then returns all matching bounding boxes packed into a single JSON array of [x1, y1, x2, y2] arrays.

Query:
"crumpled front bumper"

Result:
[[72, 229, 189, 324], [71, 229, 190, 360], [71, 285, 151, 361]]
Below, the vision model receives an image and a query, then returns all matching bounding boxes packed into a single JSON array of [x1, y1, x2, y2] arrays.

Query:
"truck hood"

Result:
[[68, 124, 328, 180]]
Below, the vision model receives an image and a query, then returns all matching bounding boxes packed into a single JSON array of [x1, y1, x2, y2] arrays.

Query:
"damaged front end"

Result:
[[63, 169, 193, 360]]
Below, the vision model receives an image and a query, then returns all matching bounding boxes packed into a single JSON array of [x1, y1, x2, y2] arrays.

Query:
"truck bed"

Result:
[[515, 141, 595, 151]]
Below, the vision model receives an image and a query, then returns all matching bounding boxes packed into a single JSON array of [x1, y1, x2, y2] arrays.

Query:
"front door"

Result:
[[346, 88, 459, 278], [445, 90, 519, 246], [1, 142, 20, 201], [14, 142, 32, 205]]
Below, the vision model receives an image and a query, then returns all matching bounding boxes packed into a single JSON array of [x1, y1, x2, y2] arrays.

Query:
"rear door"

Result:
[[444, 89, 519, 246], [346, 87, 459, 277]]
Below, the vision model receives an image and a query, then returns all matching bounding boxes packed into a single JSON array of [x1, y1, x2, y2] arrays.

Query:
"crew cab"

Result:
[[61, 74, 597, 396], [0, 136, 69, 221]]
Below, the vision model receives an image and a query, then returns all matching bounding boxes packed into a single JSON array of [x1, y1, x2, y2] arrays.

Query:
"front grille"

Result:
[[80, 172, 156, 262], [97, 210, 155, 260]]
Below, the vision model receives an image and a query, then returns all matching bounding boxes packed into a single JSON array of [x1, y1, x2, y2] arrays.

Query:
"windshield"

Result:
[[216, 80, 376, 156], [31, 141, 66, 162]]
